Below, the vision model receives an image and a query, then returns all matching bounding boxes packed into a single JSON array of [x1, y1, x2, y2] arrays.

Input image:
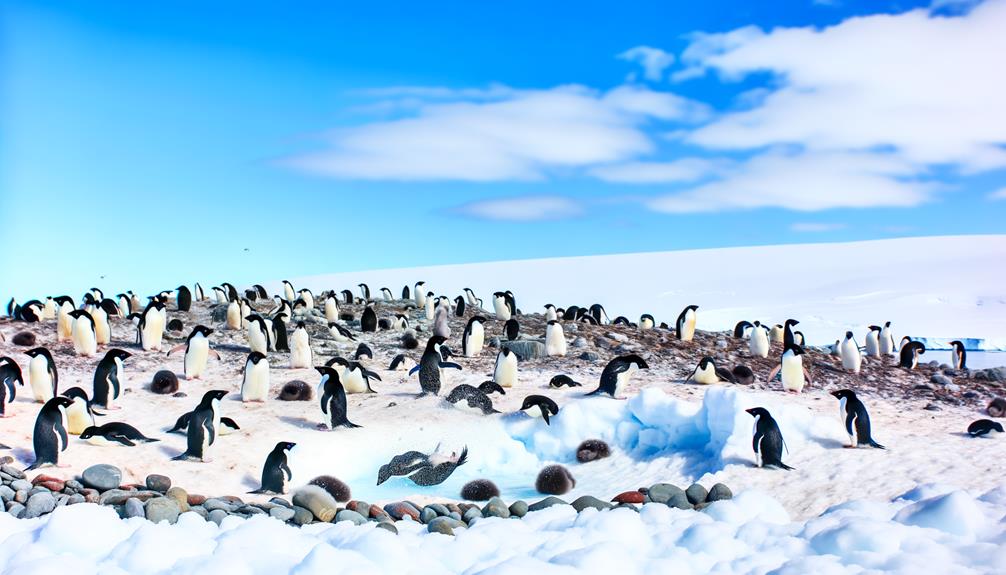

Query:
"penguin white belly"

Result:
[[750, 331, 769, 358], [425, 298, 435, 321], [467, 293, 478, 306], [72, 321, 97, 357], [781, 355, 805, 393], [769, 326, 784, 343], [614, 365, 638, 397], [94, 309, 110, 345], [879, 329, 893, 355], [325, 300, 339, 322], [681, 313, 696, 341], [185, 337, 210, 379], [284, 285, 296, 302], [640, 318, 653, 330], [545, 309, 557, 322], [226, 302, 241, 329], [493, 298, 511, 321], [465, 323, 485, 357], [86, 435, 118, 447], [494, 357, 518, 388], [66, 400, 92, 435], [241, 362, 270, 402], [289, 332, 312, 369], [28, 360, 53, 403], [692, 364, 718, 385], [302, 293, 315, 309], [415, 291, 426, 308], [248, 326, 269, 354], [545, 326, 566, 356], [57, 307, 73, 342], [342, 368, 368, 394], [840, 341, 862, 373], [142, 314, 165, 351]]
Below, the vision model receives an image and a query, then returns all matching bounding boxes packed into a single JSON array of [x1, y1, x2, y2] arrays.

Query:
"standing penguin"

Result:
[[282, 281, 296, 302], [289, 322, 313, 369], [241, 352, 270, 402], [879, 322, 895, 355], [685, 357, 735, 385], [0, 357, 24, 417], [173, 390, 228, 462], [61, 387, 97, 434], [767, 344, 811, 393], [949, 341, 967, 371], [839, 331, 862, 374], [433, 306, 452, 339], [249, 441, 296, 494], [226, 299, 242, 330], [424, 293, 435, 321], [84, 295, 112, 346], [139, 301, 166, 351], [27, 396, 74, 470], [358, 283, 371, 301], [782, 319, 800, 347], [25, 347, 58, 402], [402, 285, 411, 300], [92, 348, 131, 409], [361, 306, 377, 333], [410, 336, 462, 396], [194, 283, 205, 302], [545, 320, 567, 357], [272, 313, 290, 353], [464, 288, 479, 307], [746, 407, 793, 470], [493, 348, 519, 388], [245, 315, 271, 355], [676, 305, 699, 341], [176, 285, 192, 312], [68, 310, 98, 357], [414, 282, 427, 308], [324, 294, 340, 323], [453, 296, 466, 317], [492, 292, 512, 321], [381, 287, 393, 301], [462, 316, 486, 357], [55, 296, 75, 343], [864, 326, 881, 357], [831, 389, 885, 449], [749, 322, 770, 358], [168, 325, 220, 380], [899, 340, 925, 369], [326, 357, 379, 394], [586, 354, 649, 399], [769, 324, 785, 344], [544, 304, 558, 322], [316, 366, 361, 429], [503, 318, 519, 341]]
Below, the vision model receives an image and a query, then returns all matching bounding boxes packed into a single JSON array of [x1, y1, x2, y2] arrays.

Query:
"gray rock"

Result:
[[945, 383, 961, 393], [427, 516, 465, 536], [931, 374, 953, 386], [502, 340, 546, 361], [508, 500, 528, 517], [335, 509, 368, 526], [145, 497, 181, 524], [6, 502, 24, 518], [99, 489, 160, 506], [706, 483, 733, 502], [448, 511, 462, 521], [239, 505, 265, 516], [66, 494, 85, 505], [571, 495, 612, 513], [292, 506, 314, 526], [270, 506, 296, 522], [428, 503, 449, 516], [482, 497, 510, 518], [204, 498, 235, 513], [208, 509, 229, 526], [25, 492, 56, 518], [647, 483, 684, 505], [1, 465, 25, 480], [607, 332, 629, 343], [14, 490, 27, 504], [579, 352, 600, 361], [269, 497, 293, 508], [375, 522, 398, 535], [463, 507, 483, 524], [10, 479, 31, 492], [29, 486, 51, 497], [420, 507, 438, 524], [0, 486, 14, 502], [188, 506, 209, 519], [124, 498, 145, 518], [594, 337, 615, 349], [145, 474, 171, 493], [716, 339, 729, 349], [572, 337, 587, 348], [528, 496, 569, 512], [82, 464, 122, 491], [668, 493, 692, 510], [54, 494, 69, 507], [64, 480, 84, 492], [686, 484, 708, 505]]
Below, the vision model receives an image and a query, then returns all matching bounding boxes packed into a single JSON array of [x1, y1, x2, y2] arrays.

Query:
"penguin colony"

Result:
[[0, 280, 999, 503]]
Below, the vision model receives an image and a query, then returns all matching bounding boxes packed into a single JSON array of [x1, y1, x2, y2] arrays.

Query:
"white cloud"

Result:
[[791, 222, 847, 232], [451, 196, 583, 221], [589, 158, 730, 183], [617, 46, 675, 81], [988, 187, 1006, 200]]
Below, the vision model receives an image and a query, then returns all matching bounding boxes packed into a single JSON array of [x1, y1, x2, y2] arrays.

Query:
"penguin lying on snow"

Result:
[[831, 389, 885, 449], [685, 357, 735, 385], [549, 374, 582, 388], [746, 408, 793, 470], [478, 381, 505, 396], [967, 419, 1003, 437], [80, 422, 159, 446], [445, 385, 499, 415], [376, 445, 469, 487], [520, 395, 559, 424], [586, 354, 649, 399]]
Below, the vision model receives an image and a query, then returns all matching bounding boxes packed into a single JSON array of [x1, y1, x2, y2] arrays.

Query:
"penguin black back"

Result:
[[27, 396, 73, 470], [361, 306, 377, 333], [316, 366, 360, 429], [250, 441, 296, 494], [504, 319, 519, 341], [746, 407, 793, 470]]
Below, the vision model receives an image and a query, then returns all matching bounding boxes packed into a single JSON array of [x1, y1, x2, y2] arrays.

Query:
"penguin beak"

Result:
[[745, 408, 755, 416], [829, 391, 840, 398]]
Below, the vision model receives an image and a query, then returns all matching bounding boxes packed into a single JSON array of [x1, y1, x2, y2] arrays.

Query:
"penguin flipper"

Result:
[[364, 370, 382, 381], [55, 421, 69, 452], [439, 362, 463, 371], [408, 365, 421, 377], [845, 412, 857, 437], [111, 434, 136, 447], [541, 409, 551, 425], [752, 430, 763, 455], [766, 365, 781, 382], [166, 344, 186, 357]]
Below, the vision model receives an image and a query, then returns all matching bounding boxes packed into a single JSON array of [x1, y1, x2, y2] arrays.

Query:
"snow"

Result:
[[1, 483, 1004, 574]]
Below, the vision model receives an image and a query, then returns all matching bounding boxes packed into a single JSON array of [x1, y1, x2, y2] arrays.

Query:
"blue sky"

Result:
[[2, 0, 1004, 299]]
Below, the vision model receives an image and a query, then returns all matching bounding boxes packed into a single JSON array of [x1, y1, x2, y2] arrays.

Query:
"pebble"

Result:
[[270, 497, 292, 508], [29, 486, 51, 498], [420, 507, 438, 524], [203, 498, 235, 513], [188, 506, 208, 520], [32, 475, 65, 492], [166, 487, 190, 512], [146, 474, 172, 493], [508, 500, 528, 517], [25, 492, 56, 518], [82, 464, 122, 491], [66, 494, 85, 505], [335, 509, 368, 526], [375, 522, 398, 534], [528, 496, 568, 512], [945, 383, 961, 392], [611, 491, 645, 504], [607, 332, 629, 343], [715, 339, 729, 349], [428, 503, 449, 516], [270, 506, 296, 522], [99, 489, 160, 506], [427, 516, 465, 536], [686, 484, 708, 505], [0, 486, 14, 502], [463, 507, 483, 524], [706, 483, 733, 502], [208, 509, 229, 526], [14, 490, 27, 504], [571, 495, 611, 512], [384, 501, 420, 521], [1, 465, 25, 480], [6, 502, 24, 518], [145, 497, 181, 524], [931, 374, 953, 386], [124, 498, 145, 518], [369, 506, 391, 522], [572, 337, 587, 348], [579, 352, 599, 361], [924, 403, 942, 411], [483, 497, 510, 518], [647, 483, 684, 505], [10, 479, 31, 492], [292, 506, 314, 526], [65, 480, 84, 492]]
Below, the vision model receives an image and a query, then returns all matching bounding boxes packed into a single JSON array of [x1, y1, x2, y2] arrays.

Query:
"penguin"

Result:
[[68, 310, 98, 357], [478, 381, 506, 396], [464, 288, 478, 307], [26, 396, 73, 470], [226, 299, 242, 330], [40, 297, 57, 320], [16, 301, 42, 323], [55, 296, 75, 343], [282, 280, 297, 302], [324, 294, 340, 322], [402, 285, 411, 300], [0, 357, 25, 416], [173, 390, 228, 461], [354, 343, 373, 360], [79, 422, 159, 446], [733, 321, 753, 339], [289, 322, 313, 369], [879, 321, 895, 355], [298, 289, 315, 310], [831, 389, 884, 449], [685, 357, 736, 385], [241, 352, 270, 402], [116, 293, 132, 317], [503, 318, 519, 341], [579, 314, 598, 325], [194, 283, 205, 302], [949, 340, 967, 371], [749, 322, 770, 358], [493, 348, 518, 388], [839, 331, 862, 374], [245, 314, 271, 354], [492, 292, 512, 321], [377, 450, 434, 485], [272, 313, 291, 352], [548, 374, 582, 388], [639, 314, 655, 330], [92, 348, 131, 409], [212, 287, 228, 304], [769, 324, 784, 344], [414, 282, 427, 308], [433, 305, 452, 339], [61, 387, 98, 434], [328, 322, 355, 343], [899, 340, 925, 369], [339, 289, 353, 305], [176, 285, 192, 311], [326, 357, 379, 394], [388, 354, 415, 371], [520, 395, 559, 424], [544, 320, 566, 356], [269, 297, 292, 318], [361, 306, 377, 333], [462, 316, 486, 357], [139, 301, 166, 351], [423, 292, 435, 321], [675, 305, 699, 341], [357, 283, 371, 301], [544, 304, 558, 322], [84, 296, 112, 346], [390, 313, 409, 330], [315, 366, 361, 429], [407, 446, 468, 486], [380, 287, 393, 301], [586, 354, 649, 399], [249, 441, 296, 494], [967, 419, 1004, 437], [410, 335, 463, 396], [793, 331, 806, 346], [167, 410, 239, 436], [444, 384, 499, 415], [25, 347, 58, 402], [732, 365, 756, 385], [588, 304, 609, 325], [864, 326, 881, 357], [782, 319, 800, 347], [167, 325, 220, 380], [746, 407, 793, 470], [767, 344, 811, 393]]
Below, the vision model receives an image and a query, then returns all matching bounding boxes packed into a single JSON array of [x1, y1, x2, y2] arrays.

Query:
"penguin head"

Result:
[[325, 356, 349, 368], [783, 343, 805, 356], [191, 325, 214, 338], [426, 335, 448, 350], [315, 365, 339, 379], [884, 321, 891, 328], [845, 331, 854, 339], [78, 426, 100, 440], [698, 357, 715, 369], [106, 348, 132, 361], [641, 314, 655, 323], [51, 396, 74, 410], [53, 295, 74, 307], [831, 389, 856, 401], [277, 441, 296, 452], [620, 354, 649, 369], [201, 389, 229, 404], [950, 340, 964, 351], [296, 321, 306, 329], [745, 407, 770, 419], [62, 387, 90, 402], [247, 352, 267, 364], [785, 319, 800, 327], [68, 309, 91, 320], [520, 395, 558, 414], [25, 347, 51, 361]]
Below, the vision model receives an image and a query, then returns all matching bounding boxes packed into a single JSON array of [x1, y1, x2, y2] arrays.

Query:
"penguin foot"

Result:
[[315, 423, 329, 430]]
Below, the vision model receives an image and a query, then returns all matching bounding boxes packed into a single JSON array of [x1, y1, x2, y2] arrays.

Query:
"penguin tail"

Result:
[[585, 388, 602, 397], [247, 488, 267, 495], [24, 460, 45, 471], [778, 462, 795, 471], [342, 421, 363, 429], [172, 452, 197, 461], [868, 440, 886, 449]]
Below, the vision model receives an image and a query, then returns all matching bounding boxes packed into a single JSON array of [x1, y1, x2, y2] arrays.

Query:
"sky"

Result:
[[1, 0, 1004, 300]]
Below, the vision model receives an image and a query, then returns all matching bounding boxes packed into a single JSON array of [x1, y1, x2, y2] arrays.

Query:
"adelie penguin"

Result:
[[68, 309, 98, 357], [289, 322, 313, 369], [675, 305, 698, 341], [328, 322, 355, 343], [26, 396, 74, 470], [54, 295, 75, 343], [241, 352, 270, 402], [746, 407, 793, 470], [445, 384, 499, 415], [549, 374, 582, 388], [167, 325, 220, 380], [272, 313, 290, 352], [245, 314, 271, 355], [175, 285, 192, 311], [326, 357, 379, 394], [407, 446, 468, 487], [492, 292, 512, 321], [410, 336, 463, 396], [545, 320, 566, 357], [749, 321, 770, 359], [92, 348, 131, 410], [381, 287, 393, 301], [462, 316, 486, 357], [493, 348, 519, 388], [503, 318, 519, 341], [879, 321, 895, 355], [315, 366, 360, 429], [80, 422, 159, 446], [25, 347, 58, 403], [452, 296, 466, 317], [865, 325, 882, 357], [639, 314, 655, 330], [899, 340, 925, 369], [61, 387, 99, 434], [323, 294, 340, 322], [249, 441, 296, 494], [767, 344, 812, 393], [733, 321, 753, 339], [831, 389, 885, 449], [686, 357, 735, 385], [967, 419, 1003, 437], [520, 395, 559, 425], [139, 300, 167, 351], [0, 357, 25, 416], [173, 390, 228, 462], [839, 331, 862, 374], [949, 340, 967, 371], [361, 306, 377, 333], [586, 354, 649, 399], [588, 304, 609, 325], [782, 319, 800, 347]]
